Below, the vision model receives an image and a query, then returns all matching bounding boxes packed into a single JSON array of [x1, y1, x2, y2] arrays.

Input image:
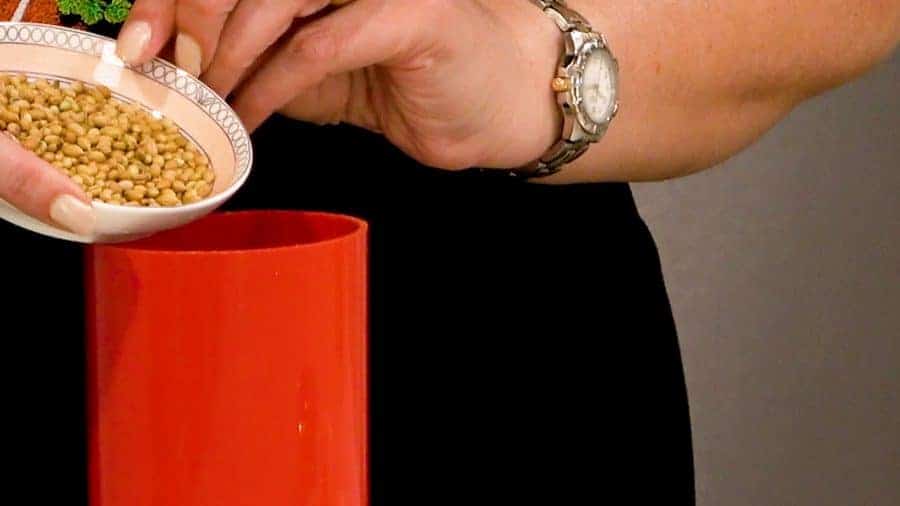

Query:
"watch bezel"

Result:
[[558, 34, 619, 139]]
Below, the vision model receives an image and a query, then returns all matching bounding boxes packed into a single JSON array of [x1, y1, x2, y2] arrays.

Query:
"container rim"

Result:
[[90, 210, 368, 255]]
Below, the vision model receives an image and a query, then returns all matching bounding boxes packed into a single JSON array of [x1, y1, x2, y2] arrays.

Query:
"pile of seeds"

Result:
[[0, 73, 214, 207]]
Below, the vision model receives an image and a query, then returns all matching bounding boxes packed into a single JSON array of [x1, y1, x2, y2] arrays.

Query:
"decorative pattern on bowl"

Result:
[[0, 22, 252, 180], [0, 22, 255, 243]]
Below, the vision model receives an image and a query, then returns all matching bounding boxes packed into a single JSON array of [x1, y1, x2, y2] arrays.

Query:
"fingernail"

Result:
[[50, 195, 95, 236], [176, 33, 203, 76], [117, 21, 151, 64]]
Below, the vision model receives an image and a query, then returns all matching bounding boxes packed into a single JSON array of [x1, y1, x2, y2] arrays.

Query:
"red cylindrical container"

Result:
[[85, 211, 368, 506]]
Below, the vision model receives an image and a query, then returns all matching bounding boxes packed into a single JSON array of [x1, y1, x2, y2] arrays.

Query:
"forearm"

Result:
[[497, 0, 900, 183]]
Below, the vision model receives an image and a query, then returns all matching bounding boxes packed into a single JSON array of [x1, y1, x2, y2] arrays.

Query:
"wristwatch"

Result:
[[517, 0, 619, 178]]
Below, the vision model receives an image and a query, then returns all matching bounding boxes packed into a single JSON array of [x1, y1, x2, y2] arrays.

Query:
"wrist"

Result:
[[480, 1, 562, 169]]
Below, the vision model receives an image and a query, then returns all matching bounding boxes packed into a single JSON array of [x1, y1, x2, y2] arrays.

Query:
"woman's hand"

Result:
[[117, 0, 900, 181], [116, 0, 561, 171], [0, 135, 94, 235]]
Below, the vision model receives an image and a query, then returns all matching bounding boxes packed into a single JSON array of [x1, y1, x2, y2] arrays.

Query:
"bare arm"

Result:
[[121, 0, 899, 183], [497, 0, 900, 183]]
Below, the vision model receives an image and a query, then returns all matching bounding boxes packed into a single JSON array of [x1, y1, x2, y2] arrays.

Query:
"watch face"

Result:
[[580, 47, 618, 124]]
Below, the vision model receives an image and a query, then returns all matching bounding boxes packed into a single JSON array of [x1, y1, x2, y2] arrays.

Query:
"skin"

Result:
[[2, 0, 899, 230], [115, 0, 899, 184], [0, 134, 90, 227]]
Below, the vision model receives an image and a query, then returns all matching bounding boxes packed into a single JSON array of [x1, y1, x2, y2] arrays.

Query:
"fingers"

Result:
[[204, 0, 332, 97], [278, 74, 354, 126], [118, 0, 238, 75], [232, 0, 424, 131], [174, 0, 241, 76], [118, 0, 351, 79], [0, 135, 94, 236], [116, 0, 177, 65]]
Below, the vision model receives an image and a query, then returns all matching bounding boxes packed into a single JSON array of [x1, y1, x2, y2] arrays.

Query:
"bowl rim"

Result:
[[0, 21, 254, 214]]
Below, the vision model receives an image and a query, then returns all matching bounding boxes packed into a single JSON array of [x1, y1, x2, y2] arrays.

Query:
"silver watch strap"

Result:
[[520, 139, 591, 178], [530, 0, 592, 33], [511, 0, 594, 178]]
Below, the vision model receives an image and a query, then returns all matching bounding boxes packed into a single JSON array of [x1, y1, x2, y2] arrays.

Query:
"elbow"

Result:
[[805, 1, 900, 96], [835, 4, 899, 80]]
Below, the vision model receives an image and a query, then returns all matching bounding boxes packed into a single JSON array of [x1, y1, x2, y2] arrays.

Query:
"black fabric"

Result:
[[1, 115, 694, 504]]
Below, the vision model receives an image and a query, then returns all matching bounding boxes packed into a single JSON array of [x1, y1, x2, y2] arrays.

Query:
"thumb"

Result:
[[0, 135, 94, 236], [230, 0, 435, 131], [277, 73, 382, 131]]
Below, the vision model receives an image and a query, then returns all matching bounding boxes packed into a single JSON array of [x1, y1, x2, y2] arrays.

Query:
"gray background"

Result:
[[632, 53, 899, 505]]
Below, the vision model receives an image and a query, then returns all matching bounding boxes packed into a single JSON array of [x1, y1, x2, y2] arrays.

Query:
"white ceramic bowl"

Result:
[[0, 22, 253, 243]]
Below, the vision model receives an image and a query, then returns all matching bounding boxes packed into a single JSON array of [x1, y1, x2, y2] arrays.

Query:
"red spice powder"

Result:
[[0, 1, 91, 30], [0, 0, 21, 21], [24, 0, 62, 25]]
